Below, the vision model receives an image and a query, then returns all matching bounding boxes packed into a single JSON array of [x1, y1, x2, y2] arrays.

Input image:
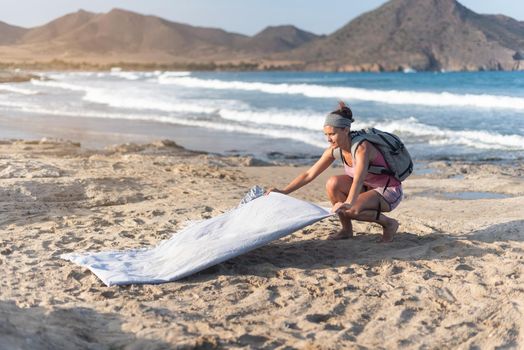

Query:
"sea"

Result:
[[0, 70, 523, 163]]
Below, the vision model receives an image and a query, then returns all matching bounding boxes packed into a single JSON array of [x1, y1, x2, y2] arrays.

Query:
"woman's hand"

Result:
[[332, 202, 352, 213], [265, 188, 285, 195]]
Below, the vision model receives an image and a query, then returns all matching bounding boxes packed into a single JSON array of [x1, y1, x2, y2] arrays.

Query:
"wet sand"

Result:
[[0, 139, 522, 349]]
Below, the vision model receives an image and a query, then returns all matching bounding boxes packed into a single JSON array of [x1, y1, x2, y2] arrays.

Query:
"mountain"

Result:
[[1, 1, 524, 71], [10, 9, 252, 60], [20, 10, 96, 44], [243, 25, 321, 52], [58, 9, 249, 54], [0, 21, 27, 45], [282, 0, 524, 71], [0, 9, 319, 63]]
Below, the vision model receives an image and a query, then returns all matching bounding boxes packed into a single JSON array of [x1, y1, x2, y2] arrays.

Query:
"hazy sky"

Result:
[[1, 0, 523, 35]]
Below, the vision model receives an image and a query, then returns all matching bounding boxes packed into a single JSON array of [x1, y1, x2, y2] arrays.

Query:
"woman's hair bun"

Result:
[[331, 101, 354, 122]]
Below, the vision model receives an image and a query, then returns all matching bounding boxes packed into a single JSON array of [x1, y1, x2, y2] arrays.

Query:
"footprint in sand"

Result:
[[151, 209, 165, 217], [431, 245, 448, 253], [57, 233, 84, 246], [236, 334, 269, 347], [390, 265, 404, 275], [99, 291, 117, 299], [455, 264, 475, 271], [119, 231, 135, 239], [398, 308, 417, 325], [133, 218, 145, 225], [284, 321, 300, 330], [324, 323, 344, 331], [306, 313, 332, 323], [66, 269, 92, 283], [111, 162, 125, 171], [1, 248, 13, 255]]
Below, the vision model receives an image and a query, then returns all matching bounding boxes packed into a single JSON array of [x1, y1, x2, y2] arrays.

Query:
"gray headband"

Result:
[[324, 113, 353, 128]]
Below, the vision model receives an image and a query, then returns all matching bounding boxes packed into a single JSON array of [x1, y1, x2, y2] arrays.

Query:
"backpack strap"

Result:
[[331, 147, 340, 161], [350, 137, 394, 176], [332, 147, 350, 166]]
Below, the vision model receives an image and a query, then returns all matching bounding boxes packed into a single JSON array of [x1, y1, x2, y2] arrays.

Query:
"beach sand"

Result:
[[0, 139, 522, 349]]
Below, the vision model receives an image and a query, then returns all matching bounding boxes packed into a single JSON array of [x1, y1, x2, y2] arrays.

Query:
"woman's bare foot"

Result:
[[328, 213, 353, 240], [378, 218, 399, 243], [327, 229, 354, 240]]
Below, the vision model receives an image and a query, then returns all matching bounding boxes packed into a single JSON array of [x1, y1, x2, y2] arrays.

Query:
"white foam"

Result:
[[46, 72, 97, 80], [218, 108, 324, 131], [87, 79, 250, 114], [0, 102, 327, 149], [0, 85, 38, 95], [109, 71, 141, 80], [372, 117, 524, 150], [2, 94, 521, 151], [158, 71, 191, 78], [161, 117, 326, 149], [30, 78, 225, 114], [158, 76, 524, 110], [30, 79, 88, 92], [82, 88, 235, 115]]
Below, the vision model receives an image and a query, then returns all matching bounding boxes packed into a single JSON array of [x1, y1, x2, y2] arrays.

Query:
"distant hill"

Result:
[[0, 1, 523, 71], [0, 21, 27, 45], [243, 25, 321, 52], [0, 9, 317, 63], [20, 10, 96, 44], [9, 9, 251, 60], [282, 0, 524, 71]]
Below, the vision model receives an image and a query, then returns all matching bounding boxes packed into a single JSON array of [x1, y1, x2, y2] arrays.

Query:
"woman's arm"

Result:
[[345, 141, 376, 205], [267, 148, 335, 195]]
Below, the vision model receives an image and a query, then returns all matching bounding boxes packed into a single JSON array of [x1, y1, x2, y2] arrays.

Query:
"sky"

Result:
[[1, 0, 523, 36]]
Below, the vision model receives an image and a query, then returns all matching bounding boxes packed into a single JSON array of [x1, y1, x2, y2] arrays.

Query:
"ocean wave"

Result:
[[30, 79, 89, 92], [371, 117, 524, 150], [0, 85, 38, 95], [82, 88, 251, 114], [158, 76, 524, 110], [156, 117, 326, 149], [0, 102, 326, 149], [3, 81, 522, 151], [82, 88, 220, 114], [30, 78, 228, 114], [159, 71, 191, 78], [109, 71, 141, 80], [108, 71, 169, 80], [218, 108, 324, 131], [46, 72, 98, 80]]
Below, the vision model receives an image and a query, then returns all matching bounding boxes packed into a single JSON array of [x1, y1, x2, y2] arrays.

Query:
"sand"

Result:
[[0, 138, 522, 349], [0, 70, 39, 84]]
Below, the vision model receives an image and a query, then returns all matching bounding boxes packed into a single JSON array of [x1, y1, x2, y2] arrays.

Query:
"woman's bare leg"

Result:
[[339, 190, 399, 242], [325, 175, 353, 239]]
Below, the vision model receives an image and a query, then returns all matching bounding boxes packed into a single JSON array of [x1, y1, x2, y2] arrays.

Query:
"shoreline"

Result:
[[0, 113, 323, 163], [0, 70, 39, 83], [0, 112, 521, 165], [0, 138, 522, 348], [2, 63, 524, 74]]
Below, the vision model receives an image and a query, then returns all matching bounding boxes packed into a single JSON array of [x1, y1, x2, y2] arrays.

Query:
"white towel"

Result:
[[62, 191, 334, 286]]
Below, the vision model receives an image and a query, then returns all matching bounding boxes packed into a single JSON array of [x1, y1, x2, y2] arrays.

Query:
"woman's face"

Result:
[[323, 126, 349, 148]]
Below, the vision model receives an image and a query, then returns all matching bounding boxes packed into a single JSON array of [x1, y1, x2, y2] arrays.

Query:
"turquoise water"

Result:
[[0, 70, 523, 161]]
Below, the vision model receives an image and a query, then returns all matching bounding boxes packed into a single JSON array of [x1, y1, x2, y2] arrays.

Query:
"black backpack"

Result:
[[350, 128, 413, 182]]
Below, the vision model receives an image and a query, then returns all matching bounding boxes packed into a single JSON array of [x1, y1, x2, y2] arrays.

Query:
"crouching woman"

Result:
[[266, 102, 401, 242]]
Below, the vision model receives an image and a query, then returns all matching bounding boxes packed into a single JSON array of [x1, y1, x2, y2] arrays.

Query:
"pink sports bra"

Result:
[[339, 144, 401, 189]]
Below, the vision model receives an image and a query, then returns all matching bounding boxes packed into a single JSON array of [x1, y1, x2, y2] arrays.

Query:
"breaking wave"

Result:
[[158, 76, 524, 110]]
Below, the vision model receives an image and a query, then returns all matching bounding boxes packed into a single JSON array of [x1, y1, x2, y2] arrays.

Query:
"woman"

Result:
[[266, 102, 401, 242]]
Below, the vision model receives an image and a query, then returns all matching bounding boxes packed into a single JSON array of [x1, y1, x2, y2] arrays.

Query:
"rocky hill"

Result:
[[0, 21, 27, 45], [0, 0, 523, 71], [19, 10, 96, 44], [0, 9, 317, 64], [282, 0, 524, 71], [243, 25, 322, 52]]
